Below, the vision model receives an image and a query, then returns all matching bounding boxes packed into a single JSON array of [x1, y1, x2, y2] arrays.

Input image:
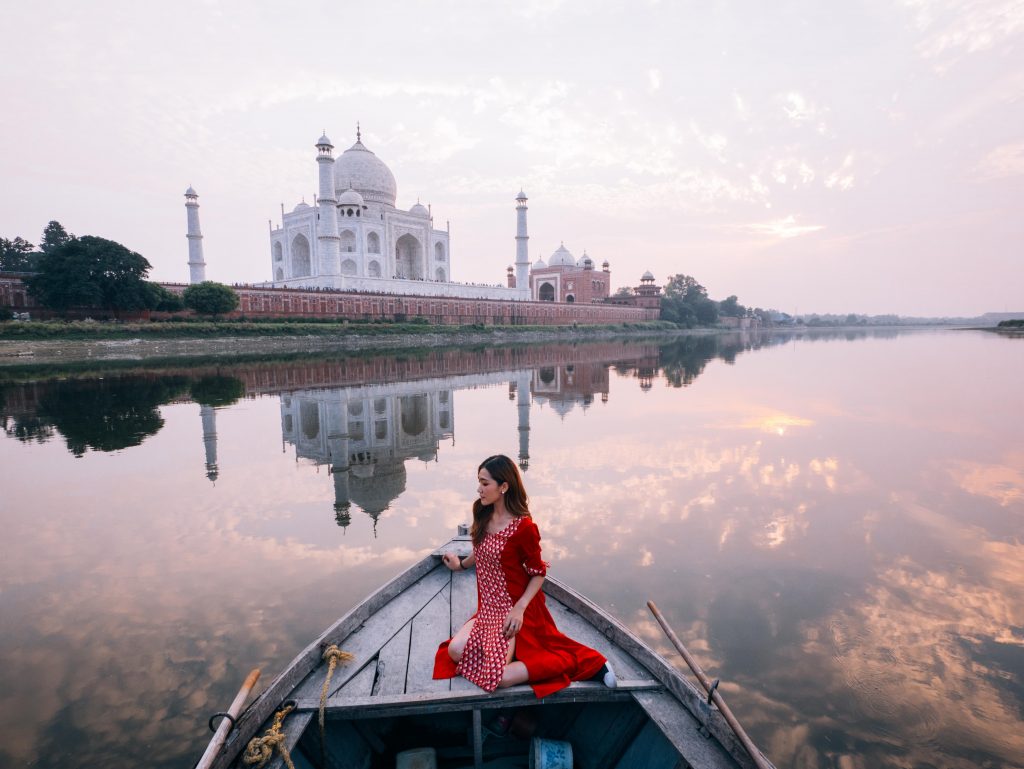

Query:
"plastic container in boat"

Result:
[[529, 738, 573, 769], [395, 747, 437, 769]]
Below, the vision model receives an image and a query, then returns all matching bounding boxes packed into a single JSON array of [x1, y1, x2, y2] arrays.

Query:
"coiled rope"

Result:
[[319, 644, 354, 767], [242, 702, 296, 769]]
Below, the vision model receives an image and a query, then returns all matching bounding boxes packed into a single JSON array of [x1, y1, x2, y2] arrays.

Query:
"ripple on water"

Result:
[[829, 618, 943, 748]]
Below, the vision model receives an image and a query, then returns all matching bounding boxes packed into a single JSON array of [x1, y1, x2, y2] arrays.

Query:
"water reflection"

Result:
[[2, 376, 191, 456], [1, 329, 1022, 769], [281, 386, 454, 531]]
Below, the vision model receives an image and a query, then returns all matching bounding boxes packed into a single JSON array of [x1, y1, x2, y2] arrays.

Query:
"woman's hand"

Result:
[[442, 552, 461, 571], [503, 606, 525, 639]]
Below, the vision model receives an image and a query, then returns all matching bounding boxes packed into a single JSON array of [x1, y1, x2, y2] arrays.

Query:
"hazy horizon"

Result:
[[2, 1, 1021, 317]]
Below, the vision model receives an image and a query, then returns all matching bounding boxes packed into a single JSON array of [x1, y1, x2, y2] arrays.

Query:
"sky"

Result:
[[1, 0, 1021, 317]]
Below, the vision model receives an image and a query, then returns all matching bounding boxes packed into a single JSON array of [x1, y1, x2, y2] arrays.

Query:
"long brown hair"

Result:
[[471, 454, 530, 546]]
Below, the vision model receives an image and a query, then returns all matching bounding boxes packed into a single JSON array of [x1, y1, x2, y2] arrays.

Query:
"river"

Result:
[[0, 328, 1021, 768]]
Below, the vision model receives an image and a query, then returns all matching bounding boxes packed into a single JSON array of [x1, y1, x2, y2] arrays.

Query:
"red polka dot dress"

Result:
[[434, 515, 607, 698]]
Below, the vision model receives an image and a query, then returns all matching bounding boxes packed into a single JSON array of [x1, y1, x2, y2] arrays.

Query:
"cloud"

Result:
[[973, 140, 1024, 180], [781, 91, 827, 133], [825, 153, 857, 190], [902, 0, 1024, 68], [734, 93, 749, 122], [647, 68, 662, 93], [745, 215, 825, 239]]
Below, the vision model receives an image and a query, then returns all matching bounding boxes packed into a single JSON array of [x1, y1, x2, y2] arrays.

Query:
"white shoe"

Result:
[[603, 662, 618, 688]]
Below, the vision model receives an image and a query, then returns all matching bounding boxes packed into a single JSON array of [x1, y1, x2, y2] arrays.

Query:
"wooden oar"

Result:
[[195, 668, 261, 769], [647, 601, 772, 769]]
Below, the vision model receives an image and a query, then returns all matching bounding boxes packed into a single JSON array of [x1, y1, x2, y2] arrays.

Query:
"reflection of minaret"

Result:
[[326, 404, 352, 530], [200, 405, 218, 482], [516, 370, 531, 471]]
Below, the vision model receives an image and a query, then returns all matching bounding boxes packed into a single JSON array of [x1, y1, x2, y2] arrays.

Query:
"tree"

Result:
[[182, 281, 239, 317], [718, 295, 747, 318], [0, 236, 38, 273], [660, 274, 719, 327], [613, 286, 634, 298], [39, 221, 72, 253], [144, 282, 185, 312], [26, 235, 153, 317]]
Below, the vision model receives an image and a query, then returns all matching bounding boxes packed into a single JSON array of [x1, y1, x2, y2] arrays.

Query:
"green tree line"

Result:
[[2, 220, 237, 318]]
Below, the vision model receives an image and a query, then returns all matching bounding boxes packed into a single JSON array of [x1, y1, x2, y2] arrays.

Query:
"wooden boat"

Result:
[[203, 528, 774, 769]]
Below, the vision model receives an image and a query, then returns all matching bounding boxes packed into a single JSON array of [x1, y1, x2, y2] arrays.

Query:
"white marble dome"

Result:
[[293, 200, 311, 212], [642, 270, 655, 280], [549, 244, 575, 267], [409, 202, 429, 217], [338, 187, 365, 206], [533, 257, 547, 269], [334, 138, 397, 207]]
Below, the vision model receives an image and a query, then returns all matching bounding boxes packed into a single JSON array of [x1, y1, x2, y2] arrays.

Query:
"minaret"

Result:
[[515, 190, 530, 295], [315, 132, 340, 277], [200, 404, 218, 482], [516, 370, 531, 471], [185, 187, 206, 284]]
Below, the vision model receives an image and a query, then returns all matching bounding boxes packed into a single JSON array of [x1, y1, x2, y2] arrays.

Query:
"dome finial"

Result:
[[356, 121, 361, 142]]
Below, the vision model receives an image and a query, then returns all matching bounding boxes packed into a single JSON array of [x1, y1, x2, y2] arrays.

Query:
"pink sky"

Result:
[[1, 1, 1021, 316]]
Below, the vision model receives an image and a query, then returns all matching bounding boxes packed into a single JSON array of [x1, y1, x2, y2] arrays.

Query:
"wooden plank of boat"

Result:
[[299, 679, 659, 718], [210, 536, 773, 769], [210, 555, 443, 769], [405, 581, 453, 694], [371, 622, 412, 697]]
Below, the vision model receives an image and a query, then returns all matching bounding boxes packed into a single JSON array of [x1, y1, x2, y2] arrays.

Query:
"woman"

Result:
[[433, 454, 616, 698]]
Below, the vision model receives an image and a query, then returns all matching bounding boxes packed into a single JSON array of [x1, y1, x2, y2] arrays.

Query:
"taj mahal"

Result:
[[186, 127, 630, 306]]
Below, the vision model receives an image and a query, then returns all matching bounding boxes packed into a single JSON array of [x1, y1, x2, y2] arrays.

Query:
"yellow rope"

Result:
[[242, 702, 296, 769], [318, 644, 355, 764]]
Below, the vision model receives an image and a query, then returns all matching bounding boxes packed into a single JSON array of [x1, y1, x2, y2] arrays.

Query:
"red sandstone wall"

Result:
[[1, 275, 658, 325], [166, 282, 657, 325]]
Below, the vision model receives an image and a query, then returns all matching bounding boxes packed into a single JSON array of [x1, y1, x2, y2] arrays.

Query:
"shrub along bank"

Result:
[[0, 318, 677, 341]]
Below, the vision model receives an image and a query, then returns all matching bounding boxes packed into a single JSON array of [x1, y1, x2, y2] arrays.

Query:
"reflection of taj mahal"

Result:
[[267, 362, 616, 531], [280, 383, 454, 532]]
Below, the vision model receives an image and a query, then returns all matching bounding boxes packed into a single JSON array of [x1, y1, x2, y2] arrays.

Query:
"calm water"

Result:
[[1, 330, 1021, 769]]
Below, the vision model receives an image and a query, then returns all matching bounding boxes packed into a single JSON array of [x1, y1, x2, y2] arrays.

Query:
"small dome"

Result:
[[184, 186, 198, 197], [516, 189, 528, 201], [533, 257, 548, 270], [338, 187, 365, 206], [293, 200, 311, 212], [578, 251, 593, 268], [602, 260, 610, 268], [409, 201, 429, 217], [316, 133, 333, 147], [642, 270, 655, 281], [549, 243, 575, 267], [507, 265, 514, 272]]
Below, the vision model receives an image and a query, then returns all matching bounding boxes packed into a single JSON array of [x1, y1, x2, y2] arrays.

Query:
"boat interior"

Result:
[[219, 535, 754, 769]]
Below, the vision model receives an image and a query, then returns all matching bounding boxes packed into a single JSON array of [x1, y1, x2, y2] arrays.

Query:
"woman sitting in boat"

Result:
[[433, 454, 616, 698]]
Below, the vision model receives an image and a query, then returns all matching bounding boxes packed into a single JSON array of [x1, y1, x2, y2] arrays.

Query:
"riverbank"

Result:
[[0, 318, 676, 341], [0, 321, 686, 371]]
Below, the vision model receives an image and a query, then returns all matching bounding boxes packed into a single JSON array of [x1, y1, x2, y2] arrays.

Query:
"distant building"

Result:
[[265, 129, 529, 301], [529, 244, 611, 304], [606, 270, 663, 311], [167, 127, 662, 323]]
